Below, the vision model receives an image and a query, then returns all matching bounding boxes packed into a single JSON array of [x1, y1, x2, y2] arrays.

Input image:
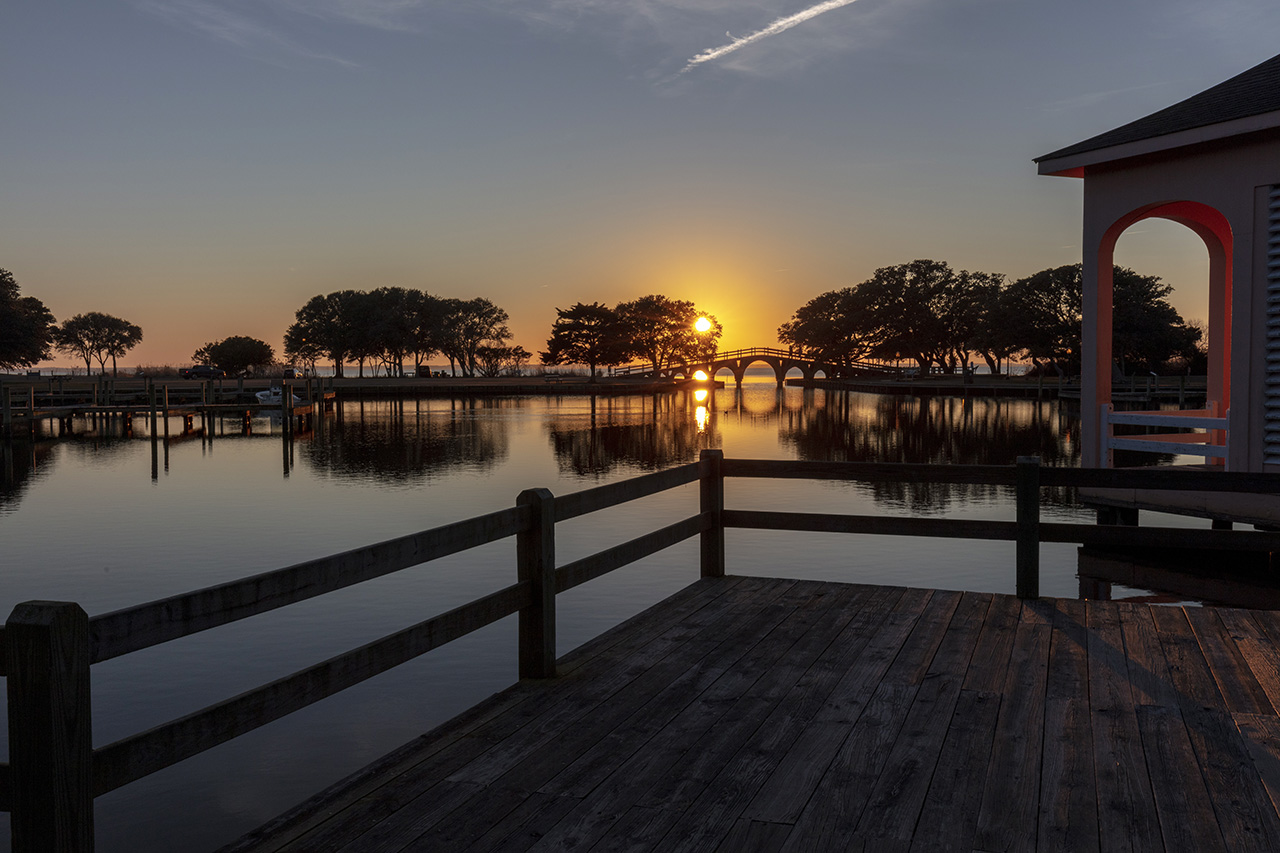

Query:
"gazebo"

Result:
[[1036, 52, 1280, 475]]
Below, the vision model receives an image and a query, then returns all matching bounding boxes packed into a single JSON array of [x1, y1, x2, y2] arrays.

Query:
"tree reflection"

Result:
[[303, 398, 509, 483], [547, 394, 717, 476], [778, 393, 1083, 512], [1, 441, 56, 514]]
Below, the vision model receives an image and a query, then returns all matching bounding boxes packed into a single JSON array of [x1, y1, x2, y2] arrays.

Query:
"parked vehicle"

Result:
[[180, 366, 226, 379]]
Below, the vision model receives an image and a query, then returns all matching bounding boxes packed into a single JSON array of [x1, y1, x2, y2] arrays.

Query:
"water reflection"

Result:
[[302, 398, 510, 484], [546, 394, 718, 476], [774, 392, 1079, 512], [2, 387, 1177, 517], [1, 441, 55, 514], [776, 393, 1073, 465]]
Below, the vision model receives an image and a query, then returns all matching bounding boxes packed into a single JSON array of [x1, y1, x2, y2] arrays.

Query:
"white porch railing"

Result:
[[1100, 403, 1228, 466]]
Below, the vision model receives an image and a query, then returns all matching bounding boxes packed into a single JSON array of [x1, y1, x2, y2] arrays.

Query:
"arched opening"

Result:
[[1085, 200, 1231, 467]]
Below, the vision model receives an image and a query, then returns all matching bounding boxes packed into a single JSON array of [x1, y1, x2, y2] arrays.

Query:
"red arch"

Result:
[[1093, 199, 1234, 457], [1100, 199, 1232, 263]]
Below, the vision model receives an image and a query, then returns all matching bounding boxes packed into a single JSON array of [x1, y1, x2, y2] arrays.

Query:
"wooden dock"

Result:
[[9, 456, 1280, 852], [224, 575, 1280, 853]]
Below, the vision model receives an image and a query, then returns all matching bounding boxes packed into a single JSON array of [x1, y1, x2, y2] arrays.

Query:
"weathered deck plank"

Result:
[[221, 577, 1280, 853], [1037, 598, 1098, 853]]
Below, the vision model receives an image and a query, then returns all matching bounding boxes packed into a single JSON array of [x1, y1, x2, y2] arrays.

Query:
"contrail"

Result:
[[682, 0, 862, 73]]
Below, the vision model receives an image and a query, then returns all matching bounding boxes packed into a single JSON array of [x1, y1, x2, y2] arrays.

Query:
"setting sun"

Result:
[[694, 370, 708, 381], [694, 317, 712, 333]]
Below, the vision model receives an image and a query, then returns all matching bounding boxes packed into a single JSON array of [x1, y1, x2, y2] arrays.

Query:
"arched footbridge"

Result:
[[613, 347, 899, 386]]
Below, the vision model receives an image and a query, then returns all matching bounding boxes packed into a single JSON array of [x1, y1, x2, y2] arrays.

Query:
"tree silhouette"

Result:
[[56, 312, 143, 375], [1002, 264, 1199, 374], [440, 297, 512, 377], [541, 302, 631, 380], [194, 336, 275, 376], [616, 295, 721, 372], [0, 269, 56, 369]]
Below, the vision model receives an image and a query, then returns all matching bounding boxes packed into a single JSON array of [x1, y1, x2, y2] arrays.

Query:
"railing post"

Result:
[[6, 601, 95, 852], [1015, 456, 1040, 599], [1099, 403, 1113, 468], [516, 488, 556, 679], [700, 449, 725, 578]]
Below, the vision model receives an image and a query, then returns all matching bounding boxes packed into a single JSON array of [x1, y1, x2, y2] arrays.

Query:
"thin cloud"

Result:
[[133, 0, 360, 66], [682, 0, 863, 74], [275, 0, 427, 32], [1041, 82, 1167, 113]]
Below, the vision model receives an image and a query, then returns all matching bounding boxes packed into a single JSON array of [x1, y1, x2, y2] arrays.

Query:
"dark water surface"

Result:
[[0, 380, 1208, 851]]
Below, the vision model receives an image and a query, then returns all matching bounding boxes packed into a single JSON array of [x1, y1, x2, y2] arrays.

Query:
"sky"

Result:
[[4, 0, 1280, 368]]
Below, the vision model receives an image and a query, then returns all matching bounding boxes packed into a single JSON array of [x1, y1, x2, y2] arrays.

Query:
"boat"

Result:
[[255, 387, 302, 406]]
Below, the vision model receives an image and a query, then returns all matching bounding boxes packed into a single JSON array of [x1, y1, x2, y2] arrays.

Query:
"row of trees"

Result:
[[541, 295, 723, 377], [1, 269, 144, 374], [777, 260, 1202, 376], [283, 288, 527, 378], [2, 261, 1202, 380]]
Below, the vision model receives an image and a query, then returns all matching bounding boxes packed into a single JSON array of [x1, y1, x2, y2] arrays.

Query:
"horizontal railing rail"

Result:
[[723, 458, 1019, 485], [556, 514, 708, 593], [554, 462, 700, 522], [1101, 402, 1228, 465], [88, 505, 531, 663], [90, 582, 532, 796], [7, 450, 1280, 850]]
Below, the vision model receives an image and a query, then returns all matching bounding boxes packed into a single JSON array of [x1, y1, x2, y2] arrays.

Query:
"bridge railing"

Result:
[[610, 348, 909, 377], [8, 453, 1280, 849]]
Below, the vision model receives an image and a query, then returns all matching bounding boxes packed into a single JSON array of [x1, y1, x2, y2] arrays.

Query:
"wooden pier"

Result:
[[0, 377, 336, 439], [225, 575, 1280, 853], [6, 455, 1280, 852]]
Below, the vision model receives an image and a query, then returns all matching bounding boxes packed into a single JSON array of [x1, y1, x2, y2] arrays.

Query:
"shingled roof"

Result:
[[1036, 51, 1280, 164]]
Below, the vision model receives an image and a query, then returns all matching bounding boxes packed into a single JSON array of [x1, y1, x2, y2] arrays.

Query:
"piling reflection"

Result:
[[302, 398, 510, 483]]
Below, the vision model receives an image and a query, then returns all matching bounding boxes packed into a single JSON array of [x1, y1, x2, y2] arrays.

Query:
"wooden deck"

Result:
[[220, 575, 1280, 853]]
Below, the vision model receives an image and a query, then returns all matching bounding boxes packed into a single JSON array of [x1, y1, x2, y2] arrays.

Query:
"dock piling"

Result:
[[1016, 455, 1041, 599], [516, 488, 557, 678], [5, 601, 95, 852], [700, 449, 725, 578]]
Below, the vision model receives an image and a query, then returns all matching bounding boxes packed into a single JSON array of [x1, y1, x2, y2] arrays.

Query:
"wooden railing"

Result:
[[1101, 402, 1228, 464], [5, 453, 1280, 850]]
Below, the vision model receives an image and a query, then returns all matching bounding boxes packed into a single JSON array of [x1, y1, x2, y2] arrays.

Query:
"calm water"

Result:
[[0, 379, 1202, 851]]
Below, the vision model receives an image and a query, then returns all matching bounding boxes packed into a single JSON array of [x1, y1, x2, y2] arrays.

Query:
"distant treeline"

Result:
[[778, 260, 1202, 376], [284, 288, 528, 378]]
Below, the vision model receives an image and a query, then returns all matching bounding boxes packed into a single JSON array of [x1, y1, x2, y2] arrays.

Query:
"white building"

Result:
[[1037, 53, 1280, 475]]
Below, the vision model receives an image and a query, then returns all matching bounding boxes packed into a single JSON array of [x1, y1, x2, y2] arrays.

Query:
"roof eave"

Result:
[[1035, 107, 1280, 178]]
